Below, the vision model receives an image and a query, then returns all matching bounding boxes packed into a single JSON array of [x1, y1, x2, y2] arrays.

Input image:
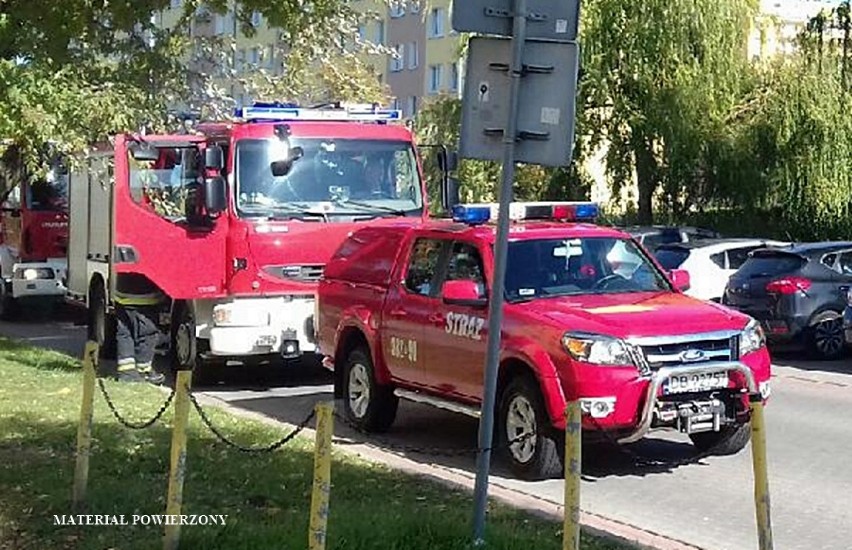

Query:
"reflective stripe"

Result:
[[137, 363, 153, 373], [114, 292, 163, 306], [117, 362, 136, 372]]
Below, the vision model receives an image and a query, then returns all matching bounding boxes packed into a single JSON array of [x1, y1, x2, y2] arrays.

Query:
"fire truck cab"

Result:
[[67, 102, 452, 369], [0, 144, 69, 319]]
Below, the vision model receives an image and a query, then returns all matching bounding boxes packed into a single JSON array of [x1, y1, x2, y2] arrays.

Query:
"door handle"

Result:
[[388, 308, 408, 317], [428, 313, 444, 324]]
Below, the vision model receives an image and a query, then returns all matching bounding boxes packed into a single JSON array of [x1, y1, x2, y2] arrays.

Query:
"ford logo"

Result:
[[680, 349, 707, 363]]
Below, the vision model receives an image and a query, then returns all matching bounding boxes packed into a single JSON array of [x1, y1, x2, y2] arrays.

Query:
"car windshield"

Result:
[[234, 138, 424, 218], [505, 237, 671, 301]]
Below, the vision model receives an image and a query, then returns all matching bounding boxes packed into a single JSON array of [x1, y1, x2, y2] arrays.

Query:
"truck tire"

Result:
[[88, 284, 116, 360], [171, 305, 198, 372], [342, 347, 398, 433], [689, 423, 751, 456], [0, 282, 18, 321], [807, 311, 845, 360], [498, 375, 563, 481]]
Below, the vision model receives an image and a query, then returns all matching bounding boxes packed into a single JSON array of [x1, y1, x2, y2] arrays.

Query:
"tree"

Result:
[[579, 0, 758, 223]]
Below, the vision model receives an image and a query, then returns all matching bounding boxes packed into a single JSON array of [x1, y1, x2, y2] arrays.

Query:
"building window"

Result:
[[390, 1, 405, 18], [357, 24, 367, 41], [407, 42, 418, 69], [390, 44, 404, 72], [428, 7, 445, 38], [428, 64, 442, 94], [375, 21, 385, 45], [214, 11, 234, 35], [170, 0, 182, 8], [410, 0, 422, 13], [251, 10, 262, 27], [265, 45, 275, 69], [249, 47, 260, 66], [406, 96, 418, 117], [450, 62, 459, 91]]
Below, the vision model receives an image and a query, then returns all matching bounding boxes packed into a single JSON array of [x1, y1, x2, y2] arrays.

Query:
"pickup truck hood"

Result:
[[524, 291, 749, 339]]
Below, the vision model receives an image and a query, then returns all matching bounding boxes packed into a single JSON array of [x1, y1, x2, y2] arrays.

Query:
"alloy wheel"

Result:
[[506, 394, 538, 463], [348, 363, 371, 419]]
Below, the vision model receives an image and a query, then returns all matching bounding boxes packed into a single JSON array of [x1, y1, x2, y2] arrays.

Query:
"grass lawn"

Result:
[[0, 337, 622, 550]]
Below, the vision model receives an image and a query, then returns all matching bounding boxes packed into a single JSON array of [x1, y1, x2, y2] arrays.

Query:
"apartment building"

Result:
[[750, 0, 845, 59], [353, 0, 463, 118]]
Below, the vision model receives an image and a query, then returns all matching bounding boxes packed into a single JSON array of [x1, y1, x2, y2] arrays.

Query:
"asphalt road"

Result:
[[3, 311, 851, 550]]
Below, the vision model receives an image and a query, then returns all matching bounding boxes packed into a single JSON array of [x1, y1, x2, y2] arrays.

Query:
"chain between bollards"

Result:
[[163, 369, 193, 550], [72, 341, 99, 511]]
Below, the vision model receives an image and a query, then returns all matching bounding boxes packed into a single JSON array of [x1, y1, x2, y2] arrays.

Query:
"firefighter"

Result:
[[114, 273, 165, 384]]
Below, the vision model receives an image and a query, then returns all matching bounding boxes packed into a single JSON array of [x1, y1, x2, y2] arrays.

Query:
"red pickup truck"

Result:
[[316, 202, 772, 479]]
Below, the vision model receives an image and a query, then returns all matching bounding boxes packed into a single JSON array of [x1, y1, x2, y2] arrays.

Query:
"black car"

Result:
[[623, 225, 721, 251], [723, 242, 852, 359]]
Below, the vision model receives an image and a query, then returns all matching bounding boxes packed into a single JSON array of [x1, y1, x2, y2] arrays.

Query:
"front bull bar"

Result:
[[617, 361, 759, 444]]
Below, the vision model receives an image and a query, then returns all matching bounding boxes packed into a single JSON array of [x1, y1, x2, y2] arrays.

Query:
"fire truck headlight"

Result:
[[562, 332, 634, 367]]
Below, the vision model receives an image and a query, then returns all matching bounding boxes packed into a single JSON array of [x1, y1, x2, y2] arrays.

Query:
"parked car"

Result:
[[723, 242, 852, 359], [623, 225, 721, 251], [654, 239, 789, 302], [844, 290, 852, 348]]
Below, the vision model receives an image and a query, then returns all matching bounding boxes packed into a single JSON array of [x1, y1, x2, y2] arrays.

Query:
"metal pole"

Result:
[[750, 395, 773, 550], [563, 401, 582, 550], [472, 0, 528, 544], [308, 402, 334, 550], [72, 341, 99, 511], [164, 369, 193, 550]]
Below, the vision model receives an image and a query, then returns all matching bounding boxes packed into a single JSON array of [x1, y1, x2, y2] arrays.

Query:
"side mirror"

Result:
[[270, 146, 304, 177], [441, 279, 487, 308], [669, 269, 691, 292], [130, 142, 160, 162], [204, 145, 225, 171], [203, 176, 227, 216]]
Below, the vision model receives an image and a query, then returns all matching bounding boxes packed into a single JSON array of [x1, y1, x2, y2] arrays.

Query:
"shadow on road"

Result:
[[771, 349, 850, 376]]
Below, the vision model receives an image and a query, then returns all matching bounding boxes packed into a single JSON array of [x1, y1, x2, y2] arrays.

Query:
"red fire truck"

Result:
[[0, 143, 69, 319], [67, 102, 452, 368]]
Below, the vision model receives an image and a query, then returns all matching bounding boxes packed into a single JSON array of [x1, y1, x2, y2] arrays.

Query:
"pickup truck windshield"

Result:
[[235, 138, 424, 218], [505, 236, 671, 300]]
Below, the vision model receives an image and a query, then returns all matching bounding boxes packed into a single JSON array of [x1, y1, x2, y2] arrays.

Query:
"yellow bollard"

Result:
[[72, 341, 100, 511], [308, 402, 334, 550], [163, 369, 193, 550], [563, 400, 582, 550], [750, 395, 773, 550]]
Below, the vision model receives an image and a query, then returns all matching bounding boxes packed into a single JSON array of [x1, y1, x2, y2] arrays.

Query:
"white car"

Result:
[[653, 238, 790, 302]]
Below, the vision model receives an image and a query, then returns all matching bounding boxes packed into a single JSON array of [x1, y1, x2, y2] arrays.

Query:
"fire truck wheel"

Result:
[[689, 422, 751, 456], [498, 375, 563, 481], [171, 306, 197, 371], [88, 283, 116, 360], [342, 347, 398, 433], [0, 283, 18, 320]]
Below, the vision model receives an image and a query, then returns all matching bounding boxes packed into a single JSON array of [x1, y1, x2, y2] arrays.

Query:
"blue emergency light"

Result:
[[234, 101, 402, 123], [452, 201, 601, 225]]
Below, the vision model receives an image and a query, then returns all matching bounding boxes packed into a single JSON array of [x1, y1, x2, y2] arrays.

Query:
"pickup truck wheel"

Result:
[[499, 376, 563, 480], [689, 423, 751, 456], [343, 348, 398, 433]]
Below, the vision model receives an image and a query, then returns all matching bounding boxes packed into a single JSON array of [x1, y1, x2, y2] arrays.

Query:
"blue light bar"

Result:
[[234, 102, 402, 122], [452, 204, 492, 225]]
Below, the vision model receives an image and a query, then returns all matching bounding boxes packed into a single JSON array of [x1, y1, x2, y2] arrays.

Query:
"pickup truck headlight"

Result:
[[562, 332, 634, 366], [739, 319, 766, 356]]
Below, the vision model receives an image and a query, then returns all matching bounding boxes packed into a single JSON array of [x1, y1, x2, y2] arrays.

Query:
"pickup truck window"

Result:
[[505, 236, 669, 300], [442, 242, 487, 298], [404, 237, 443, 296]]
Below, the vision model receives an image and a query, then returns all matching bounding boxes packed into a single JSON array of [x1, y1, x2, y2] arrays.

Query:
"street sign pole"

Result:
[[471, 0, 528, 544]]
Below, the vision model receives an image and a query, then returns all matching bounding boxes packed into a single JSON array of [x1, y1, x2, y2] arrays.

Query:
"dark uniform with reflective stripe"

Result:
[[115, 273, 165, 381]]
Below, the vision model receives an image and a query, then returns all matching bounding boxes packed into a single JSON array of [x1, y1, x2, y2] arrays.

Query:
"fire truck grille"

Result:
[[264, 264, 324, 283], [630, 332, 739, 373]]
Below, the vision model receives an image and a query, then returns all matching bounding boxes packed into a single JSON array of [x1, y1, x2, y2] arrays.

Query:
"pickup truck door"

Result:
[[421, 240, 489, 401], [381, 236, 446, 388]]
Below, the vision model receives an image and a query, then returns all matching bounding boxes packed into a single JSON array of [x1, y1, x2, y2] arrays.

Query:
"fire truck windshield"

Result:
[[235, 138, 424, 218], [505, 237, 671, 301]]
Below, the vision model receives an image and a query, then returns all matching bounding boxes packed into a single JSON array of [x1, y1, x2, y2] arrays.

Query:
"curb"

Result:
[[189, 390, 703, 550]]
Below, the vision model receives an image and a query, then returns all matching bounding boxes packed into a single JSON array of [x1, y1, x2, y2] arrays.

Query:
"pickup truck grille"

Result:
[[629, 331, 740, 373], [263, 264, 324, 283]]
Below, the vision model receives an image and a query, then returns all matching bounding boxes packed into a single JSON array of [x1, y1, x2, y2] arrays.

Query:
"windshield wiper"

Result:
[[243, 204, 329, 221], [330, 199, 409, 216]]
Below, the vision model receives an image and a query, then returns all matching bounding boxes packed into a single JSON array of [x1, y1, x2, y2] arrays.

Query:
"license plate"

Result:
[[663, 371, 728, 395]]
